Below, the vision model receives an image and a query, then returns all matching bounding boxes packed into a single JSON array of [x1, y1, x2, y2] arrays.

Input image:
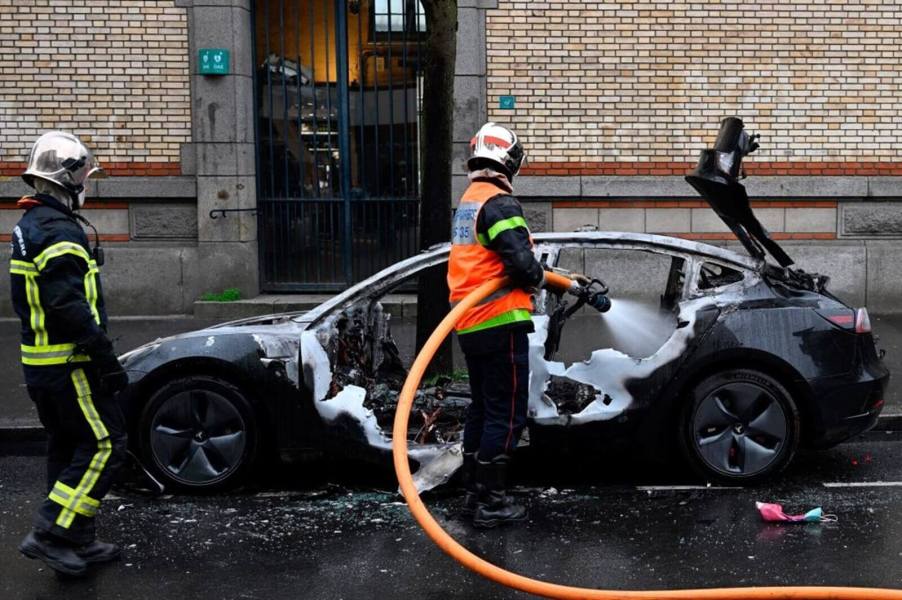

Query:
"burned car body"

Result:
[[119, 119, 888, 490], [118, 231, 888, 491]]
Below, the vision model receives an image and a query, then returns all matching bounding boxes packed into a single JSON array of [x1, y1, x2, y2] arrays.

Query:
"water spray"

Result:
[[392, 271, 902, 599]]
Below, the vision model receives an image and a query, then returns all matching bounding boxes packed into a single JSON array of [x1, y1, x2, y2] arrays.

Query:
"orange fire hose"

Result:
[[392, 272, 902, 599]]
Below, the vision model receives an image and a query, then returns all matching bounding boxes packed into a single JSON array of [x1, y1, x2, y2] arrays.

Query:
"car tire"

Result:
[[139, 376, 258, 493], [679, 368, 799, 485]]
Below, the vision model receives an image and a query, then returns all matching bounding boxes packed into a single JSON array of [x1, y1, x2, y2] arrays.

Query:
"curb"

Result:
[[0, 426, 47, 456], [872, 413, 902, 431], [0, 426, 45, 443]]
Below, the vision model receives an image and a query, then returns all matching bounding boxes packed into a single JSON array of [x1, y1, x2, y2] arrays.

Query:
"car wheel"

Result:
[[680, 368, 799, 484], [139, 376, 258, 492]]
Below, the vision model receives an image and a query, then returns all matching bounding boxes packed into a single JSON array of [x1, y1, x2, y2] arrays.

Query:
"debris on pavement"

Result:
[[409, 443, 464, 493], [756, 501, 838, 523]]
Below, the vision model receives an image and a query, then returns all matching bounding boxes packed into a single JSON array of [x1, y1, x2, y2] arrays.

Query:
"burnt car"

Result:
[[118, 119, 888, 491]]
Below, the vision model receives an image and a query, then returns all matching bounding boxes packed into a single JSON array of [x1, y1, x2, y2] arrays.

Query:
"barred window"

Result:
[[372, 0, 425, 37]]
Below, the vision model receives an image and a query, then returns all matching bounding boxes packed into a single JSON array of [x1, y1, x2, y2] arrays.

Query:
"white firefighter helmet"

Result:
[[467, 122, 526, 178], [22, 131, 104, 209]]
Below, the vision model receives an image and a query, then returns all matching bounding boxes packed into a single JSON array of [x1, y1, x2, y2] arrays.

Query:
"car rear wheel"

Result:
[[139, 376, 258, 492], [679, 369, 799, 484]]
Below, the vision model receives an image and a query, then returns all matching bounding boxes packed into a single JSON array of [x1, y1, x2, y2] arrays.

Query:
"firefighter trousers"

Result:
[[28, 367, 128, 546], [459, 326, 530, 460]]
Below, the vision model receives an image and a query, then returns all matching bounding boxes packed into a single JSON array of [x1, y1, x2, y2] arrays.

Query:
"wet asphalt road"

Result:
[[4, 432, 902, 598]]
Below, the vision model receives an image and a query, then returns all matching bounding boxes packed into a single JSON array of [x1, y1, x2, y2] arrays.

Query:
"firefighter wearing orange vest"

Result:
[[448, 123, 544, 528]]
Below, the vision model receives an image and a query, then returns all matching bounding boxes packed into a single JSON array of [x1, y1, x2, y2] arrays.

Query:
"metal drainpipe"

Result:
[[334, 0, 354, 284]]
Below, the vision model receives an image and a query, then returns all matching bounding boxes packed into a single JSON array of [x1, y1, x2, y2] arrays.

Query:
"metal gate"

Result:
[[254, 0, 424, 291]]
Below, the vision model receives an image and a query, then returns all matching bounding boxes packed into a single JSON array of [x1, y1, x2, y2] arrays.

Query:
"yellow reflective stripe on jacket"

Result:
[[457, 308, 532, 335], [85, 260, 100, 324], [484, 215, 528, 245], [23, 274, 48, 347], [20, 343, 91, 366], [9, 259, 37, 275], [10, 261, 47, 346], [53, 369, 111, 529], [33, 241, 91, 272], [11, 243, 102, 351]]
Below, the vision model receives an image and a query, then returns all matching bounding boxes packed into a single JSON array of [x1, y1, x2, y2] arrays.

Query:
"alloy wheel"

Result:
[[149, 388, 247, 486], [692, 381, 788, 477]]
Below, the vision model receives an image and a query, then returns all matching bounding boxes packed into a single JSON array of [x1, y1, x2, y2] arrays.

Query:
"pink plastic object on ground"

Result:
[[756, 501, 837, 523]]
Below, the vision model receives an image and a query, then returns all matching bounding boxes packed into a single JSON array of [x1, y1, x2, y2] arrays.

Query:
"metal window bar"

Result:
[[254, 0, 422, 291]]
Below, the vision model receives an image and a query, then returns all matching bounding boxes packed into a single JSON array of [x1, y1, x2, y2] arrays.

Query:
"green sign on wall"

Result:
[[199, 48, 230, 75]]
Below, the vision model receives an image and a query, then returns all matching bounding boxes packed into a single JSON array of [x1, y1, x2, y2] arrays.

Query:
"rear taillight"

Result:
[[817, 307, 873, 333], [855, 307, 872, 334], [818, 309, 855, 330]]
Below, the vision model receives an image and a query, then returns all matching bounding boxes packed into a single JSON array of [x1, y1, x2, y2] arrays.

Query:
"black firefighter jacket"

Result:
[[9, 193, 109, 388]]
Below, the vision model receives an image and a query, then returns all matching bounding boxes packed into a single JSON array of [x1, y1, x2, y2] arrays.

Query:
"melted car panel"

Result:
[[297, 241, 764, 490]]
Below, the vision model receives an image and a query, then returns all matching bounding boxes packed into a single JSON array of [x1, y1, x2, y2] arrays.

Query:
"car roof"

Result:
[[532, 232, 763, 269], [298, 231, 764, 325]]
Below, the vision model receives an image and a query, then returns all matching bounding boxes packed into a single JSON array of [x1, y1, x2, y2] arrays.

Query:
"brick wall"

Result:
[[0, 0, 191, 170], [546, 200, 838, 240], [486, 1, 902, 168]]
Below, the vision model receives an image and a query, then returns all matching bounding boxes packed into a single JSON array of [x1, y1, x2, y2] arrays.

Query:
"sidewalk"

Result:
[[1, 313, 899, 431]]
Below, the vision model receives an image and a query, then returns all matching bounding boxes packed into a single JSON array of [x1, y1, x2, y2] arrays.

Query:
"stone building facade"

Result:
[[0, 0, 900, 314]]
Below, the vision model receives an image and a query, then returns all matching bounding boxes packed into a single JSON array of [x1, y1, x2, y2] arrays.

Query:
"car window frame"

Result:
[[301, 238, 710, 327], [551, 241, 696, 308], [685, 257, 752, 298]]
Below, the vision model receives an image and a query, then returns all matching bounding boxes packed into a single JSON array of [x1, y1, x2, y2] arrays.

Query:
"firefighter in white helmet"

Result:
[[12, 132, 128, 576], [447, 123, 544, 528]]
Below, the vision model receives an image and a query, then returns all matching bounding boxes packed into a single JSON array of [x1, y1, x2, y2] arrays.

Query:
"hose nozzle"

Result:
[[588, 292, 611, 313]]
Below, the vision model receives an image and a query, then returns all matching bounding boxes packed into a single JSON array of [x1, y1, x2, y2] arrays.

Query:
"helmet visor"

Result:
[[86, 156, 106, 180]]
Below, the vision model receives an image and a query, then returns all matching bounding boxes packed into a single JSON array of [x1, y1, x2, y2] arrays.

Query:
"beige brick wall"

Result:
[[486, 1, 902, 164], [0, 0, 190, 165]]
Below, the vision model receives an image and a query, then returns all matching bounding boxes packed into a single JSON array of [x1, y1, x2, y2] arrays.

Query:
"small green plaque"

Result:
[[199, 48, 230, 75], [499, 95, 516, 110]]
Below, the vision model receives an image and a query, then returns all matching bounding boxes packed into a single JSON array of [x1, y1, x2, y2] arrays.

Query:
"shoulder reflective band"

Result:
[[456, 308, 532, 335], [20, 343, 91, 366], [33, 241, 91, 272], [485, 215, 528, 244]]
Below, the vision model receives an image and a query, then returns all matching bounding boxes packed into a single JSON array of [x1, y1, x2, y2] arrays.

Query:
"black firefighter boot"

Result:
[[473, 455, 527, 529], [19, 530, 87, 577], [460, 452, 478, 516], [76, 540, 121, 564]]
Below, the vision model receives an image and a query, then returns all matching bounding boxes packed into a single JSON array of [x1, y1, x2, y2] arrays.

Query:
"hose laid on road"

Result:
[[392, 271, 902, 599]]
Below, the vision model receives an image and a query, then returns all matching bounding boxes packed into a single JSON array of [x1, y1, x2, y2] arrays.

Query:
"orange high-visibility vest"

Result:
[[447, 181, 534, 334]]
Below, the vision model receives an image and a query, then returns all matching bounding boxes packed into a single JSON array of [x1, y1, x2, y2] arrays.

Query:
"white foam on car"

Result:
[[528, 295, 722, 425]]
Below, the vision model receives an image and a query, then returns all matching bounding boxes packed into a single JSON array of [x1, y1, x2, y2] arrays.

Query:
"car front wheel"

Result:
[[139, 376, 258, 492], [679, 368, 799, 484]]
